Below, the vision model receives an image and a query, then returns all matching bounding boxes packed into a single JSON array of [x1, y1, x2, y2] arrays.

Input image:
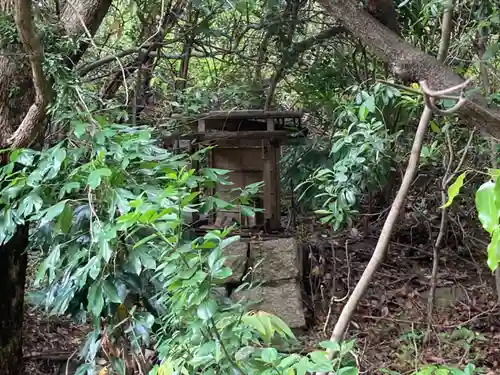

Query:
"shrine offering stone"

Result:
[[231, 280, 306, 328], [250, 237, 300, 282], [223, 239, 248, 283]]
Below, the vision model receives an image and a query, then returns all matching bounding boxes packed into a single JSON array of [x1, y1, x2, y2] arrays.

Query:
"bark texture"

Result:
[[0, 225, 29, 375], [0, 0, 111, 372], [317, 0, 500, 137]]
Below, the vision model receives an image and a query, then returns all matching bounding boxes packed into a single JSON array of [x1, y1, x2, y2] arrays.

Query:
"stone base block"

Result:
[[250, 237, 300, 282], [223, 240, 248, 282], [232, 279, 306, 328]]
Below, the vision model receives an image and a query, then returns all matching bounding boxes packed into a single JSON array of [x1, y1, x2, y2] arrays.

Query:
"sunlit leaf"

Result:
[[260, 347, 278, 363], [319, 341, 341, 351], [441, 172, 467, 208], [196, 300, 217, 321], [475, 180, 498, 234], [88, 168, 112, 189], [487, 227, 500, 272], [157, 362, 174, 375], [430, 121, 441, 133]]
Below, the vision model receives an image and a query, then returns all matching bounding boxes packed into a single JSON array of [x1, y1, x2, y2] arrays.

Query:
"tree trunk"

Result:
[[0, 225, 29, 375], [0, 0, 111, 370]]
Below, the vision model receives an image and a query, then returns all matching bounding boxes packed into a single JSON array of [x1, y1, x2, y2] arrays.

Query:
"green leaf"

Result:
[[99, 238, 113, 263], [475, 180, 498, 234], [196, 300, 217, 321], [242, 315, 267, 336], [46, 148, 67, 179], [220, 235, 240, 249], [314, 209, 331, 215], [363, 95, 375, 112], [74, 364, 91, 375], [213, 267, 232, 280], [430, 121, 441, 133], [260, 348, 278, 364], [319, 341, 340, 351], [34, 245, 61, 286], [240, 205, 255, 217], [269, 314, 295, 339], [235, 346, 256, 361], [56, 203, 73, 233], [309, 351, 329, 365], [487, 227, 500, 272], [110, 357, 126, 375], [483, 42, 500, 61], [128, 252, 142, 275], [138, 250, 156, 269], [337, 367, 358, 375], [278, 354, 301, 369], [114, 189, 130, 214], [36, 200, 68, 227], [103, 279, 122, 304], [59, 182, 80, 199], [18, 193, 43, 217], [87, 168, 112, 189], [295, 356, 310, 375], [358, 103, 368, 121], [12, 149, 38, 166], [73, 121, 87, 138], [158, 362, 174, 375], [181, 192, 199, 207], [340, 339, 355, 355], [442, 172, 467, 208], [87, 282, 104, 317]]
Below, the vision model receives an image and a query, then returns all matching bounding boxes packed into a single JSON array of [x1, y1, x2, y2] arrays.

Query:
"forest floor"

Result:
[[297, 227, 500, 374], [22, 220, 500, 374]]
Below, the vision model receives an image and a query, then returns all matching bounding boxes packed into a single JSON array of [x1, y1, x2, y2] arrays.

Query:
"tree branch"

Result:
[[291, 25, 345, 55], [9, 0, 51, 148], [420, 79, 469, 115], [316, 0, 500, 138], [77, 47, 211, 76]]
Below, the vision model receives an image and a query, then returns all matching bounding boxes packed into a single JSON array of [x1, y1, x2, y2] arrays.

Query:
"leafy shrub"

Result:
[[0, 109, 360, 374]]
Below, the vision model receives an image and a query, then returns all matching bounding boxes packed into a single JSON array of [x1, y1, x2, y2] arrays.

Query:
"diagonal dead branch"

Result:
[[9, 0, 52, 148]]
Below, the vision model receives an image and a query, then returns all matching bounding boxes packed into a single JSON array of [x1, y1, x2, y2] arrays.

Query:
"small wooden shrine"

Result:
[[166, 110, 306, 232]]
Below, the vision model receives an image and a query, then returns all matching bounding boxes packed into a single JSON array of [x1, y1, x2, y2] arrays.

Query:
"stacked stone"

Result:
[[223, 237, 305, 328]]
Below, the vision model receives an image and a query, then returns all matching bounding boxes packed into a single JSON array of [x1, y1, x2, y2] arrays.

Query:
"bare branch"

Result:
[[78, 47, 211, 76], [420, 79, 469, 115], [420, 78, 471, 97], [9, 0, 51, 148]]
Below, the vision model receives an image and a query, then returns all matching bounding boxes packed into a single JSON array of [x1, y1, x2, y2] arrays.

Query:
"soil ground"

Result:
[[22, 220, 500, 374]]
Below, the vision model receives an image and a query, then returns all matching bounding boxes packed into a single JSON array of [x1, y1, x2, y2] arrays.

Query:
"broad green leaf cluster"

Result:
[[0, 109, 358, 374]]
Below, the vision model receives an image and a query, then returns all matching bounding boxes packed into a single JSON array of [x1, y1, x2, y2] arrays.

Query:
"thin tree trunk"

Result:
[[425, 0, 455, 344], [0, 225, 29, 375]]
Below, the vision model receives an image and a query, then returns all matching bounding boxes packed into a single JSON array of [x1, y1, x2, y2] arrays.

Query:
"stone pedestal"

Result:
[[222, 236, 305, 328]]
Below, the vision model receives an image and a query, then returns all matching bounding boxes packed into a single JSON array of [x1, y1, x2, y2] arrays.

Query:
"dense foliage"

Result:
[[1, 0, 500, 374]]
